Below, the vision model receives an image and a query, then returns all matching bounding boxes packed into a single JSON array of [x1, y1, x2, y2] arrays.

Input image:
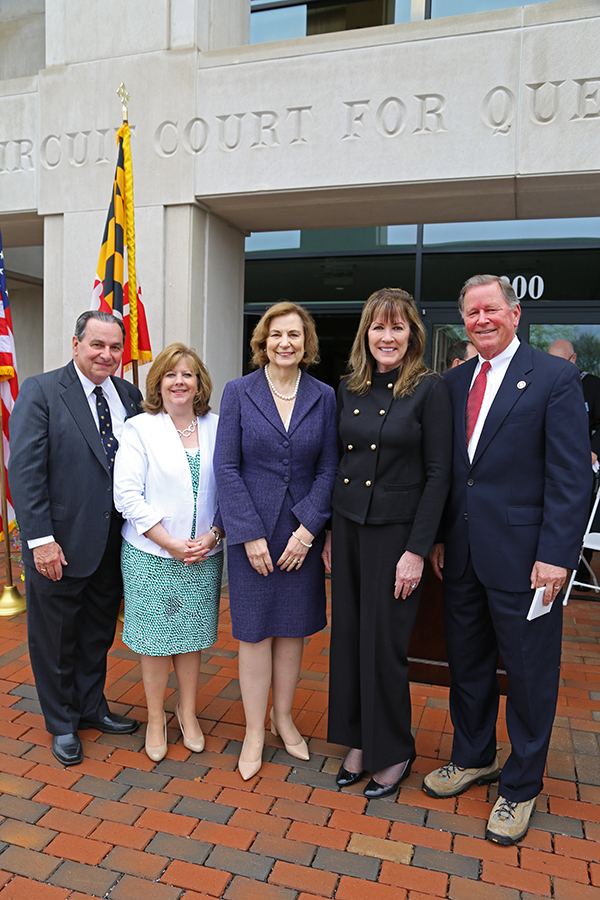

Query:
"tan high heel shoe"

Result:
[[238, 730, 264, 781], [176, 703, 205, 753], [269, 709, 310, 761], [145, 712, 168, 762]]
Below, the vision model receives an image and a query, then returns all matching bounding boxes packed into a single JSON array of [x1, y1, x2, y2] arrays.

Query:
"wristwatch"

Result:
[[210, 528, 222, 546]]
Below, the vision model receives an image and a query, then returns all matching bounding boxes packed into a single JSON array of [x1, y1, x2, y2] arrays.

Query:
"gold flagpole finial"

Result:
[[117, 83, 130, 123]]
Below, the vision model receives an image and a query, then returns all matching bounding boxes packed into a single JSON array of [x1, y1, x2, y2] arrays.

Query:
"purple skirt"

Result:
[[227, 493, 327, 643]]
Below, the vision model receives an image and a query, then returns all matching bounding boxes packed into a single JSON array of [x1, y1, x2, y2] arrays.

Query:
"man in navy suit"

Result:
[[9, 311, 143, 765], [423, 275, 591, 844]]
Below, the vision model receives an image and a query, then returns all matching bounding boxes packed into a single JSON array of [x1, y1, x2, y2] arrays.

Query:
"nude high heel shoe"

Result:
[[145, 713, 168, 762], [176, 703, 205, 753], [270, 709, 310, 761], [238, 730, 264, 781]]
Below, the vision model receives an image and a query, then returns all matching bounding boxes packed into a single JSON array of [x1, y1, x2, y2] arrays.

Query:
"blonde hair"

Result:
[[250, 301, 319, 369], [347, 288, 429, 398], [143, 343, 212, 417]]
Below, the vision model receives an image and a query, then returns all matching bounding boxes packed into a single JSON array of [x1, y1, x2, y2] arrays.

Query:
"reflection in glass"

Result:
[[245, 231, 302, 253], [394, 0, 413, 22], [431, 323, 467, 374], [387, 224, 419, 246], [246, 227, 417, 254], [530, 325, 600, 378], [250, 6, 307, 44], [424, 218, 600, 246], [431, 0, 552, 17]]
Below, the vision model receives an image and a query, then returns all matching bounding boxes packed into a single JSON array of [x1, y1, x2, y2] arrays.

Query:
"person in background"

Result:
[[214, 301, 338, 780], [425, 275, 591, 845], [548, 338, 600, 592], [547, 339, 600, 467], [8, 311, 143, 766], [325, 288, 453, 799], [114, 344, 224, 762], [446, 339, 478, 370]]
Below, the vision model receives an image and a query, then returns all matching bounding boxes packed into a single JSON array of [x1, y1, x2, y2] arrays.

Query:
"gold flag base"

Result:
[[0, 584, 26, 617]]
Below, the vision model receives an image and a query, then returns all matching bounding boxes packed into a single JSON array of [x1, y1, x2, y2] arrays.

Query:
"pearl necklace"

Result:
[[265, 365, 301, 401], [176, 419, 197, 438]]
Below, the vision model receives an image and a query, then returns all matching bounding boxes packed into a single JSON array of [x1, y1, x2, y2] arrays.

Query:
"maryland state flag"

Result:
[[92, 123, 152, 371]]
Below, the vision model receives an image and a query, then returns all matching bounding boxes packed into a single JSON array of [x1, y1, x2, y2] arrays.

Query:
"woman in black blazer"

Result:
[[324, 288, 453, 798]]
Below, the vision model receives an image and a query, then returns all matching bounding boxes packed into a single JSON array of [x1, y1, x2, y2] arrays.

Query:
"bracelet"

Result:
[[292, 530, 313, 548], [210, 528, 222, 546]]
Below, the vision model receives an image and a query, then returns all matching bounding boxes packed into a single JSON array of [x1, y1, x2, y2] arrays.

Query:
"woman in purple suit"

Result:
[[214, 302, 337, 780]]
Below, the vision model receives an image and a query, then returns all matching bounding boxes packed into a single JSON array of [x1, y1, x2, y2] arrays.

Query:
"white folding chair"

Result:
[[563, 484, 600, 606]]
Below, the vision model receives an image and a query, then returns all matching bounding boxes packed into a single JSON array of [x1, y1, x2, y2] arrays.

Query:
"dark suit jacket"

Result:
[[581, 371, 600, 457], [332, 371, 453, 558], [441, 342, 591, 592], [8, 360, 143, 578], [214, 367, 338, 546]]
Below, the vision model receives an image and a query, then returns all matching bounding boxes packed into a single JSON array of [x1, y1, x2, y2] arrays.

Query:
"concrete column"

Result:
[[42, 214, 67, 372], [197, 0, 249, 51], [45, 0, 67, 67], [164, 204, 245, 407]]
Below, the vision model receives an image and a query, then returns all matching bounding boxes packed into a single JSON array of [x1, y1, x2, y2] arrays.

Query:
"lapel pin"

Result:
[[517, 381, 526, 390]]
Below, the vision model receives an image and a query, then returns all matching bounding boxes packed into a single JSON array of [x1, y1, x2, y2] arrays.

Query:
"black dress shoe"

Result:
[[79, 712, 139, 734], [336, 763, 366, 788], [52, 732, 83, 766], [364, 753, 416, 799]]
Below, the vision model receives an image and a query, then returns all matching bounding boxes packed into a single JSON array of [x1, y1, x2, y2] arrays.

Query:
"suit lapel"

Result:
[[287, 373, 320, 435], [471, 342, 533, 465], [245, 367, 287, 436], [60, 361, 109, 473], [112, 376, 140, 419]]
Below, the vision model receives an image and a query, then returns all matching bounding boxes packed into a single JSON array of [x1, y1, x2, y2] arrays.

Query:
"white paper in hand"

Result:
[[527, 586, 552, 621]]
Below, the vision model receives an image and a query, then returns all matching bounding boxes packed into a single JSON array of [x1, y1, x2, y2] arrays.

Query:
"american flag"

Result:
[[0, 229, 19, 537]]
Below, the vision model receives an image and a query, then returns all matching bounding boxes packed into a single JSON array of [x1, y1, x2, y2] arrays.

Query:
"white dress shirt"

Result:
[[467, 335, 520, 463], [74, 364, 127, 442], [28, 366, 127, 549]]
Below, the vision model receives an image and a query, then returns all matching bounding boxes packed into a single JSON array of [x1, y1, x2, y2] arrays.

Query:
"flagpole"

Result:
[[0, 401, 25, 616]]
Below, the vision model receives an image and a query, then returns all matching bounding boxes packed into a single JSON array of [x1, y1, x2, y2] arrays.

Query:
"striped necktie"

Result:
[[93, 386, 119, 470], [465, 360, 491, 446]]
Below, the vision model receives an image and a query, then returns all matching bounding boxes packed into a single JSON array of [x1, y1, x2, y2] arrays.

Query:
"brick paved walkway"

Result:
[[0, 570, 599, 899]]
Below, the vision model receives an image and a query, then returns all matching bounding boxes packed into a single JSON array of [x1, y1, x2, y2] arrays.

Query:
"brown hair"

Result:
[[250, 301, 319, 370], [458, 274, 519, 315], [347, 288, 429, 398], [143, 343, 212, 417]]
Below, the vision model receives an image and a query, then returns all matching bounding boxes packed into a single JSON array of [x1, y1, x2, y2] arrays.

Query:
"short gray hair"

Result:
[[74, 310, 126, 343], [458, 275, 519, 316]]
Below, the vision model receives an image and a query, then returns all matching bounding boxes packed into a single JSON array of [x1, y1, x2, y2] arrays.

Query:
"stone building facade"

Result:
[[0, 0, 599, 396]]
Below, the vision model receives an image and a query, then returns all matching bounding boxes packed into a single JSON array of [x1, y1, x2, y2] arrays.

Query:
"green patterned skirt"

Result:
[[121, 542, 222, 656]]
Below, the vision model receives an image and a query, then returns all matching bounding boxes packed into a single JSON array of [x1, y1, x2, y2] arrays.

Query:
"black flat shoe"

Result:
[[336, 763, 366, 787], [364, 753, 416, 799], [52, 732, 83, 766], [79, 712, 139, 735]]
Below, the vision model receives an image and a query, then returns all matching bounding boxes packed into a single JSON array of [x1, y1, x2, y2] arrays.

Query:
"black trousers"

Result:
[[25, 516, 123, 735], [443, 555, 563, 802], [327, 512, 422, 772]]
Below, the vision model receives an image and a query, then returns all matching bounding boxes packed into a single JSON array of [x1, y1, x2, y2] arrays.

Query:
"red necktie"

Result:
[[465, 360, 491, 445]]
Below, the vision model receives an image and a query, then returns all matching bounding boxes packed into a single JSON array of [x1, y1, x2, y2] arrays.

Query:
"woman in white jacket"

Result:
[[114, 344, 224, 762]]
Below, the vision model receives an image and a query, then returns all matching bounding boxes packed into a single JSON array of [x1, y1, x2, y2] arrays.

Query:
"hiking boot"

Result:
[[486, 794, 537, 844], [422, 757, 500, 798]]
